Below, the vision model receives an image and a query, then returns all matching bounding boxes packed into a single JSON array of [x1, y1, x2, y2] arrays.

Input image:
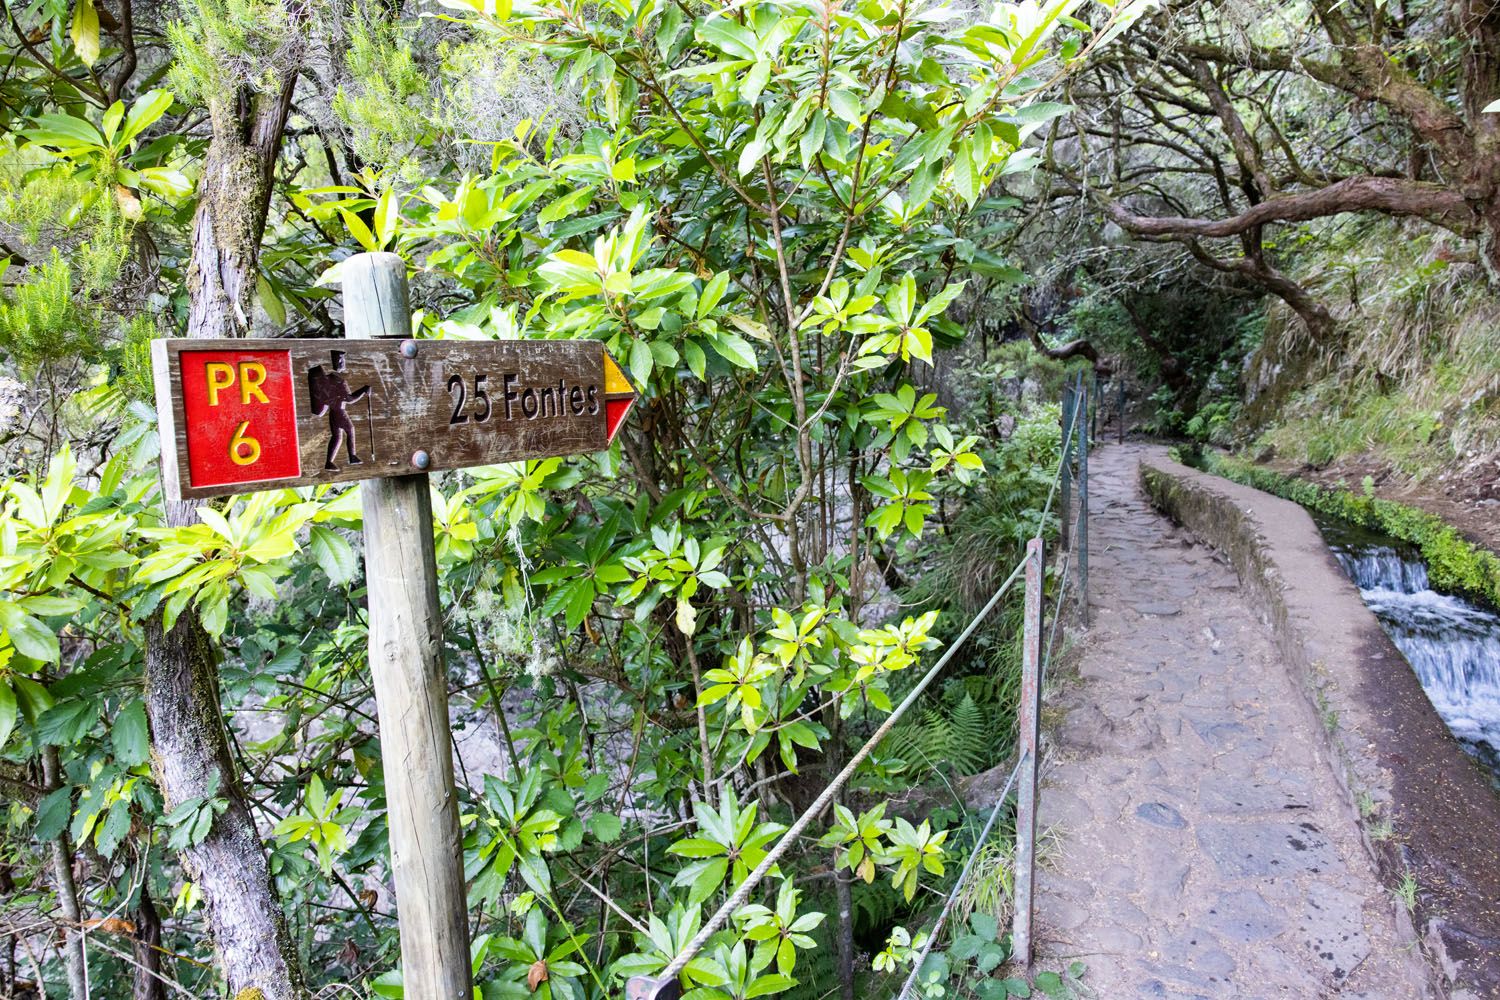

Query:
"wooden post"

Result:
[[342, 253, 473, 1000], [1012, 537, 1044, 968]]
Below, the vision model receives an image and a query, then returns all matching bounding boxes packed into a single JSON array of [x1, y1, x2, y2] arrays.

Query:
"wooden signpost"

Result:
[[152, 323, 636, 500], [151, 252, 637, 999]]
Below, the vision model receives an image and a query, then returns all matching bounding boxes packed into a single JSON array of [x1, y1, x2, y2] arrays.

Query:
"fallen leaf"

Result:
[[83, 917, 136, 935], [527, 960, 550, 991]]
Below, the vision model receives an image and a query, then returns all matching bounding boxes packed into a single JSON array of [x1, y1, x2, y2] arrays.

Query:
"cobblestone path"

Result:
[[1033, 444, 1431, 999]]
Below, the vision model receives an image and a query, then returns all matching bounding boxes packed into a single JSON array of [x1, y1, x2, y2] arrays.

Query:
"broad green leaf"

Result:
[[709, 332, 757, 370], [0, 682, 15, 749], [120, 90, 174, 146], [308, 525, 357, 584], [0, 604, 60, 663], [100, 101, 124, 143], [23, 114, 102, 150], [35, 787, 72, 842], [697, 18, 757, 60], [826, 90, 861, 125], [71, 0, 100, 67], [257, 274, 286, 328], [341, 210, 379, 253], [697, 272, 730, 319], [588, 813, 623, 842], [112, 699, 150, 767], [34, 699, 96, 746], [629, 338, 653, 382]]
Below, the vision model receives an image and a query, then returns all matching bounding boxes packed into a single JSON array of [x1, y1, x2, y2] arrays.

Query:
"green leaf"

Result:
[[309, 525, 358, 584], [96, 800, 131, 856], [629, 338, 654, 382], [111, 699, 150, 767], [746, 974, 797, 998], [1003, 101, 1072, 128], [0, 682, 15, 749], [0, 605, 60, 663], [668, 837, 726, 858], [34, 699, 96, 746], [100, 101, 124, 143], [697, 272, 730, 319], [709, 332, 757, 370], [22, 114, 101, 151], [1033, 971, 1066, 998], [697, 17, 757, 60], [564, 578, 595, 629], [35, 787, 72, 842], [71, 0, 100, 67], [826, 90, 861, 125], [588, 813, 623, 842], [742, 59, 771, 105], [120, 90, 173, 146], [683, 340, 707, 380], [341, 210, 379, 253], [737, 135, 767, 177], [952, 138, 980, 206], [256, 273, 286, 327]]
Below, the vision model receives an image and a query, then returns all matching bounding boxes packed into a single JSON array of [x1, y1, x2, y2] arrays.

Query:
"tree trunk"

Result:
[[132, 882, 167, 1000], [40, 749, 86, 1000], [141, 46, 308, 1000], [145, 614, 306, 999]]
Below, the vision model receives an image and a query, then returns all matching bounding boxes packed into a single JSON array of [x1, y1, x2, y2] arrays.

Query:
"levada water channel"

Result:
[[1316, 514, 1500, 787]]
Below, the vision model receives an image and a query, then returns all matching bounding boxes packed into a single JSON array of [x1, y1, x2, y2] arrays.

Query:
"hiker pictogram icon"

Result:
[[308, 350, 371, 471]]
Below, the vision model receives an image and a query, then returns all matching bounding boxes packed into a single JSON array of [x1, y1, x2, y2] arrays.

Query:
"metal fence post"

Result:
[[1077, 381, 1089, 625], [1090, 372, 1099, 442], [1012, 537, 1045, 967], [1058, 382, 1074, 550], [1117, 378, 1126, 445]]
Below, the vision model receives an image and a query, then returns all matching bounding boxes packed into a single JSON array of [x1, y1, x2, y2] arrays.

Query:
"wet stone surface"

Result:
[[1028, 445, 1431, 998]]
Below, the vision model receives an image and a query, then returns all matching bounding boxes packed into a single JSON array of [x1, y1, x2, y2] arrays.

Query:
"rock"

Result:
[[1199, 781, 1309, 816], [1203, 888, 1286, 942], [1135, 801, 1189, 830], [1298, 882, 1371, 985], [1092, 925, 1144, 954], [1195, 821, 1340, 878]]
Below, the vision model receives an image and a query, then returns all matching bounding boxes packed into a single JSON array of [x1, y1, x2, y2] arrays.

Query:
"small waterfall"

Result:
[[1318, 517, 1500, 781]]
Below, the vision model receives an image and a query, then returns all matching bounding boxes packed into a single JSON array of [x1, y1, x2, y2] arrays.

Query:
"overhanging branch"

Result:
[[1102, 175, 1475, 240]]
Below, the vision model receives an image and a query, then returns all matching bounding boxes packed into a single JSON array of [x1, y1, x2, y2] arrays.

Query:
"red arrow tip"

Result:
[[605, 397, 634, 443]]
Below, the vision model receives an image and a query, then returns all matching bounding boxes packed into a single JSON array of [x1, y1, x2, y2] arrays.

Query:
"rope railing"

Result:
[[626, 374, 1097, 1000]]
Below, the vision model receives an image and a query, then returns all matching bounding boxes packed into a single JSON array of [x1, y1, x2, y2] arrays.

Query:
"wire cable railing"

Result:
[[626, 373, 1098, 1000], [894, 758, 1023, 1000]]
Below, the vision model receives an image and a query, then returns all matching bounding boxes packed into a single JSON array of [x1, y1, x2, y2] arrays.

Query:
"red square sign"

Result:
[[179, 350, 301, 490]]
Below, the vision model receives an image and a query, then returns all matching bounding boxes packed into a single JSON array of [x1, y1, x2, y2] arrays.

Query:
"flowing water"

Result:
[[1316, 515, 1500, 784]]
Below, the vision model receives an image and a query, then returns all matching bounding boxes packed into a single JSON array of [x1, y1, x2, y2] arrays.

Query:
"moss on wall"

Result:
[[1180, 449, 1500, 610]]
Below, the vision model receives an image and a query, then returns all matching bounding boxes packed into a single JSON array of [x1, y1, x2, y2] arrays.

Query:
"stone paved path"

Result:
[[1033, 444, 1431, 999]]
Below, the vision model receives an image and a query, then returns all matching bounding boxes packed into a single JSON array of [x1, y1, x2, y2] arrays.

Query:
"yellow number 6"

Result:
[[229, 421, 261, 466]]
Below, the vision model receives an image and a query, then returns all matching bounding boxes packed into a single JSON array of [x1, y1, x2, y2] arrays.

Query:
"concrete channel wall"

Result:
[[1139, 453, 1500, 1000]]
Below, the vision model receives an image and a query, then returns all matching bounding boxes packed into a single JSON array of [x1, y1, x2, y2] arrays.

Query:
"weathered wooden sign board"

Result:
[[151, 337, 637, 500]]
